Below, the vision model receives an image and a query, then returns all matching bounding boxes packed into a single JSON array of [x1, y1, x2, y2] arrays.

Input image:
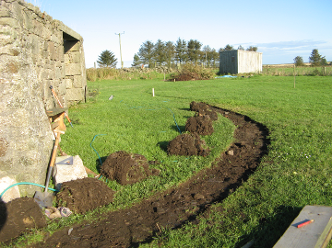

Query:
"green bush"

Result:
[[169, 63, 215, 81]]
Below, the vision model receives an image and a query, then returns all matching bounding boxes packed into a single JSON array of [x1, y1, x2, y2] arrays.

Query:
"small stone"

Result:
[[68, 227, 73, 235], [227, 150, 234, 156], [193, 193, 205, 200]]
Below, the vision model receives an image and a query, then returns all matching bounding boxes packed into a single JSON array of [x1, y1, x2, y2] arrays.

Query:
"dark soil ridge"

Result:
[[31, 105, 270, 248]]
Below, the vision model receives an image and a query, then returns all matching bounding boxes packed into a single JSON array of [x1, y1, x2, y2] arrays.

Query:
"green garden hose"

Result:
[[0, 182, 58, 199]]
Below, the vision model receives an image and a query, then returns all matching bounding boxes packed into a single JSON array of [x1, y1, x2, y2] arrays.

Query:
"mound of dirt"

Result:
[[172, 72, 200, 81], [185, 115, 214, 135], [167, 132, 210, 156], [56, 177, 115, 214], [100, 151, 160, 185], [196, 109, 218, 120], [190, 101, 210, 112], [0, 197, 46, 243], [190, 101, 218, 121]]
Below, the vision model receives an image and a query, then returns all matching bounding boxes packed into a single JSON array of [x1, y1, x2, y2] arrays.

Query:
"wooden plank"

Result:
[[51, 121, 59, 130], [316, 217, 332, 248], [274, 205, 332, 248], [46, 108, 68, 117]]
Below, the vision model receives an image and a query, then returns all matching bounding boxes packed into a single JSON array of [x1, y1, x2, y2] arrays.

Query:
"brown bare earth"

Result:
[[0, 102, 269, 247], [56, 177, 116, 214], [0, 198, 47, 243], [167, 132, 210, 156], [100, 151, 160, 186]]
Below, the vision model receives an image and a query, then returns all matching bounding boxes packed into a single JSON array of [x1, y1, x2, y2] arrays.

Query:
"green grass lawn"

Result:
[[60, 79, 236, 209], [11, 74, 332, 247], [138, 75, 332, 247], [71, 75, 332, 247]]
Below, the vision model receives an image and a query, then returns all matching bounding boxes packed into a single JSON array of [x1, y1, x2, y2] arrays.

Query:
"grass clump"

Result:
[[86, 67, 170, 81]]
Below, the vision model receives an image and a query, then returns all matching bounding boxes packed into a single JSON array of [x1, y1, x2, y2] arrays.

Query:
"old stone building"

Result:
[[0, 0, 87, 197]]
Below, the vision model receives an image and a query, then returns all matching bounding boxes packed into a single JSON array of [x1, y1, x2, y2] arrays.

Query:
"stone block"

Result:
[[60, 50, 64, 63], [13, 1, 24, 27], [73, 75, 82, 88], [64, 54, 69, 64], [32, 19, 44, 36], [71, 52, 81, 63], [61, 65, 65, 78], [0, 18, 18, 28], [66, 88, 85, 101], [22, 8, 33, 30], [50, 34, 61, 44], [64, 79, 72, 89], [70, 42, 80, 52], [65, 63, 81, 76], [54, 155, 88, 190], [0, 9, 11, 18], [48, 41, 56, 61], [0, 176, 20, 203], [57, 81, 66, 104], [44, 68, 55, 80], [43, 40, 48, 51], [54, 66, 61, 79]]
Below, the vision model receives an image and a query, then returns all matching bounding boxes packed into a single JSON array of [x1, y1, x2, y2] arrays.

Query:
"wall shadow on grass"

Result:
[[235, 205, 302, 248]]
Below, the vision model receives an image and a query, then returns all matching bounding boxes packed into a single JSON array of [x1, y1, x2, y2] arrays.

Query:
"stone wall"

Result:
[[0, 0, 86, 197]]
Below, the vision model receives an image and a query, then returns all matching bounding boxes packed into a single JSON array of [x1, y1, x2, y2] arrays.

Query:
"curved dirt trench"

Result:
[[32, 105, 270, 248]]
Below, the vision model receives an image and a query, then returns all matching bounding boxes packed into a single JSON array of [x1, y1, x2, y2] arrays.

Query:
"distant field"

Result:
[[263, 65, 332, 76], [263, 63, 311, 67]]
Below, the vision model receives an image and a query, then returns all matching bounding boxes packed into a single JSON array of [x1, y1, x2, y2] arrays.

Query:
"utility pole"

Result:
[[115, 32, 125, 68]]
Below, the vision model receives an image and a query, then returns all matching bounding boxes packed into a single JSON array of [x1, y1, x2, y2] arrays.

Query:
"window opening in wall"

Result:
[[63, 32, 79, 53]]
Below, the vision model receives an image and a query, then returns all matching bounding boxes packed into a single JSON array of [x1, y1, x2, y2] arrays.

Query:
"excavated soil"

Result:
[[0, 103, 269, 247], [167, 132, 210, 156], [185, 115, 214, 135], [100, 151, 160, 185], [0, 198, 47, 243], [56, 177, 116, 214]]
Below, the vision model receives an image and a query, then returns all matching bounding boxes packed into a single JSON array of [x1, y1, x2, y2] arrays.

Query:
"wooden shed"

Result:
[[219, 50, 262, 74]]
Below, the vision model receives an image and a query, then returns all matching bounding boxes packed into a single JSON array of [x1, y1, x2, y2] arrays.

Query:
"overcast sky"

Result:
[[27, 0, 331, 68]]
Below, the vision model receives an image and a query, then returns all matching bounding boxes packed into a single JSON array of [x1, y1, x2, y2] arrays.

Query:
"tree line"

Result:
[[96, 39, 258, 68], [132, 38, 257, 68], [97, 43, 330, 69], [294, 49, 330, 66]]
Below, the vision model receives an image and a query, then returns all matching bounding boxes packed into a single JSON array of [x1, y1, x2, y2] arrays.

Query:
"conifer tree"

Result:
[[175, 38, 187, 64], [97, 50, 117, 68], [138, 41, 155, 68], [132, 54, 141, 67], [309, 49, 325, 66]]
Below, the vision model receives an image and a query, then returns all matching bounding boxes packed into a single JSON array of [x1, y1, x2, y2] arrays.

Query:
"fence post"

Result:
[[293, 64, 296, 88]]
